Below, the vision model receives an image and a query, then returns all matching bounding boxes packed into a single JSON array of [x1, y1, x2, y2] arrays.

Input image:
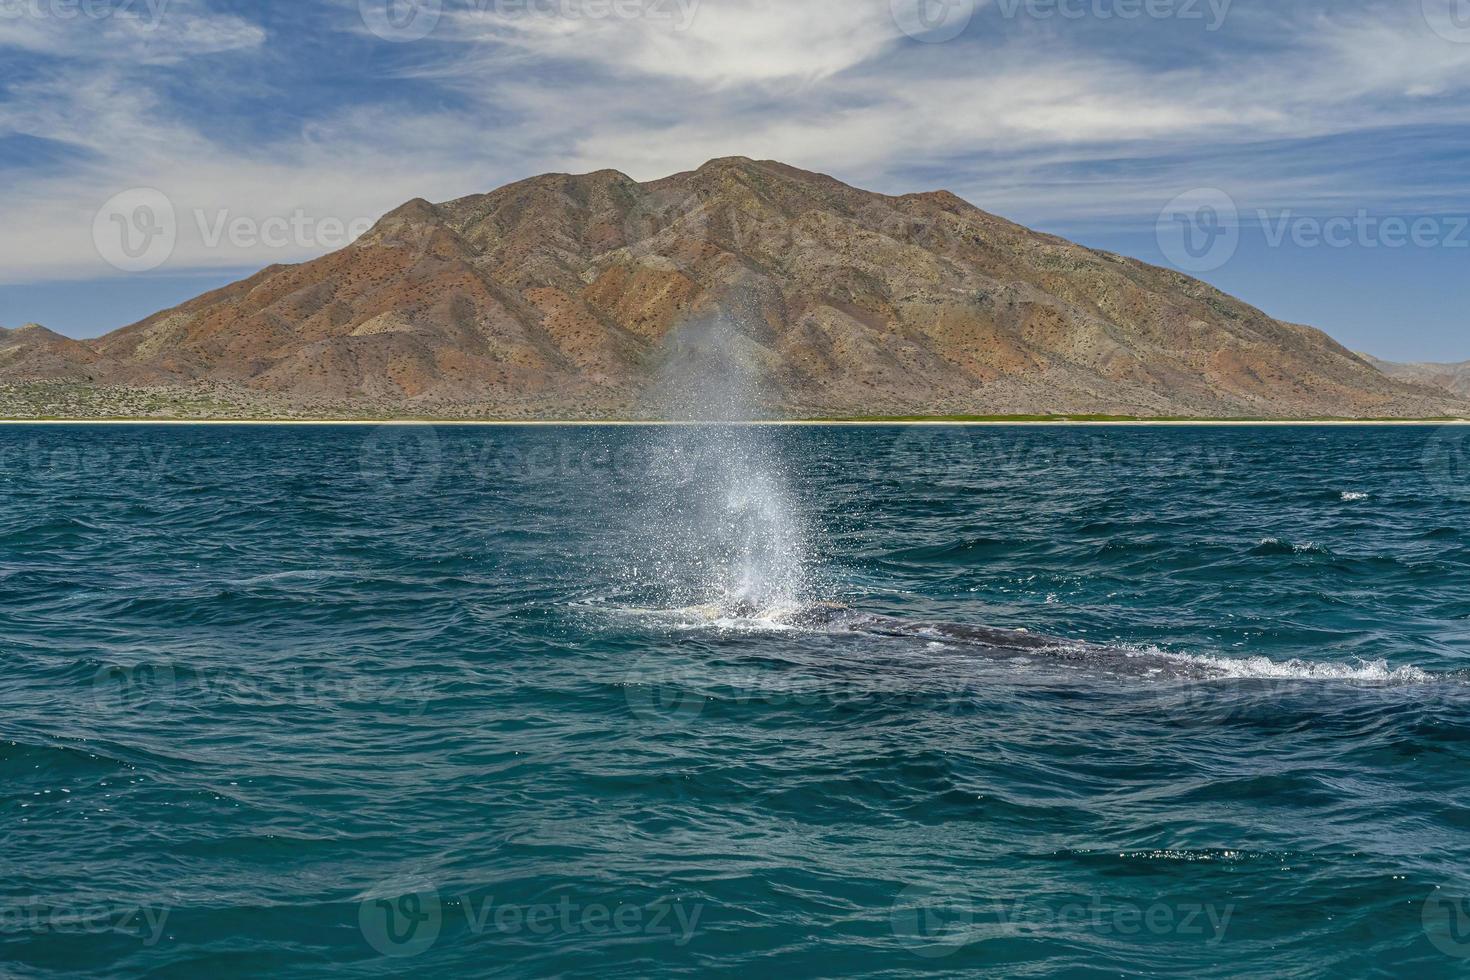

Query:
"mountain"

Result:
[[1360, 354, 1470, 399], [0, 323, 118, 381], [6, 158, 1467, 418]]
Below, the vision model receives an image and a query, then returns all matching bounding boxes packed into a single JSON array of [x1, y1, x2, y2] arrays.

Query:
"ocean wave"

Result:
[[1252, 537, 1332, 556]]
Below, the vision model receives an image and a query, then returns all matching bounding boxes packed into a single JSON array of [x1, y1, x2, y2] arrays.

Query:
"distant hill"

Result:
[[1359, 353, 1470, 399], [4, 158, 1467, 419], [0, 323, 117, 380]]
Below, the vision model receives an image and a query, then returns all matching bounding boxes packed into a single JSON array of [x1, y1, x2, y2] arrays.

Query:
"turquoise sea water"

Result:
[[3, 423, 1470, 977]]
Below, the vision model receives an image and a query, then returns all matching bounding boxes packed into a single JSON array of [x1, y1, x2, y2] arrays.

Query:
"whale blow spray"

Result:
[[624, 303, 818, 618]]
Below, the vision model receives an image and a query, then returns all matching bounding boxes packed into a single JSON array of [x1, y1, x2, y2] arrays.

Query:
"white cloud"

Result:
[[0, 0, 264, 64], [6, 0, 1470, 290], [436, 0, 912, 85]]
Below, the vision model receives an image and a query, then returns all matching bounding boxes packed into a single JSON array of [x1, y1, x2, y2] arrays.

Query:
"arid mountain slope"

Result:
[[13, 159, 1469, 418], [1361, 354, 1470, 399], [1, 324, 110, 380]]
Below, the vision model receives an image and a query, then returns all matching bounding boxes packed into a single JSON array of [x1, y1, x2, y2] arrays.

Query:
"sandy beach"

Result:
[[2, 418, 1468, 426]]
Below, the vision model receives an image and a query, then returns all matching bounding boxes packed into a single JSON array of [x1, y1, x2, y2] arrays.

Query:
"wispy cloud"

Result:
[[430, 0, 910, 85], [4, 0, 1470, 291], [0, 0, 263, 62]]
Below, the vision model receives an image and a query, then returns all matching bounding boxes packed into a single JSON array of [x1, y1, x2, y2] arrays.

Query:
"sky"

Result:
[[1, 0, 1468, 361]]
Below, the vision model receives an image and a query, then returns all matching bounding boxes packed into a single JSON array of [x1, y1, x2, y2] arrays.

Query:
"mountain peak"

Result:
[[3, 323, 61, 338], [697, 155, 759, 170]]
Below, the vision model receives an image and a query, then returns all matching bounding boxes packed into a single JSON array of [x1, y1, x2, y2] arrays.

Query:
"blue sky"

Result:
[[2, 0, 1468, 361]]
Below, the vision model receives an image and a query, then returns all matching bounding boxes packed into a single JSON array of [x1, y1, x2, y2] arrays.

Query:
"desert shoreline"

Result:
[[2, 418, 1468, 427]]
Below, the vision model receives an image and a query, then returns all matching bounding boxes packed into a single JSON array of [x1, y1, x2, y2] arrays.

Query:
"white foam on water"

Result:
[[1124, 644, 1434, 682], [601, 601, 806, 632], [1341, 491, 1370, 501], [1256, 537, 1330, 555]]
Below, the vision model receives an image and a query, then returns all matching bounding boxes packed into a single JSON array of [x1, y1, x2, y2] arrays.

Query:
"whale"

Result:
[[607, 599, 1451, 684]]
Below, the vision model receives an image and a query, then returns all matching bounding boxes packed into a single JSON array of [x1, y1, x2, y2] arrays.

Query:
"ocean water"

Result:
[[3, 423, 1470, 977]]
